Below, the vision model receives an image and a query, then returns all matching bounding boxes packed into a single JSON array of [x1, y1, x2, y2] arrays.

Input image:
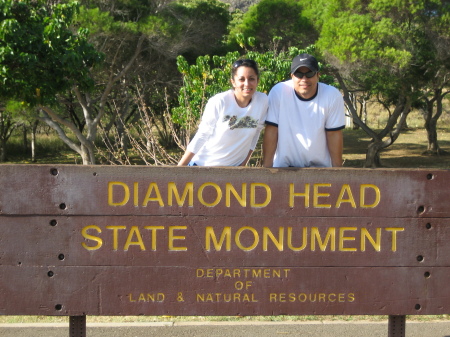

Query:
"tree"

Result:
[[306, 0, 449, 167], [0, 102, 18, 162], [160, 0, 231, 60], [1, 0, 233, 165], [417, 1, 450, 154], [0, 101, 41, 162], [0, 0, 102, 105], [228, 0, 316, 51], [423, 87, 450, 155], [0, 0, 103, 164], [73, 0, 231, 163]]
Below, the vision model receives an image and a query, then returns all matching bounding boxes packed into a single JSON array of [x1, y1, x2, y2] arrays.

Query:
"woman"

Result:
[[178, 59, 268, 166]]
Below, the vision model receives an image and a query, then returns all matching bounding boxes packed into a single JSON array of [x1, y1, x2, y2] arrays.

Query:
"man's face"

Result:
[[291, 66, 319, 99]]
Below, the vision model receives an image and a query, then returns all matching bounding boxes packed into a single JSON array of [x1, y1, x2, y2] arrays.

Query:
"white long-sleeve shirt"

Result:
[[187, 90, 268, 166]]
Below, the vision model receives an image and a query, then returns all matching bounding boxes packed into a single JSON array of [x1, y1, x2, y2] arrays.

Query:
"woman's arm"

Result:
[[239, 150, 253, 166], [177, 151, 196, 166]]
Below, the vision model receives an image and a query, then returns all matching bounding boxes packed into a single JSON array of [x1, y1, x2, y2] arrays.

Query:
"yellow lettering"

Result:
[[108, 182, 130, 206], [289, 183, 310, 208], [226, 183, 247, 207], [361, 228, 381, 252], [287, 227, 307, 251], [198, 183, 222, 207], [385, 227, 405, 252], [311, 227, 336, 251], [144, 226, 164, 250], [133, 182, 139, 206], [205, 226, 231, 251], [339, 227, 357, 252], [263, 227, 284, 251], [235, 226, 259, 251], [250, 183, 271, 207], [168, 182, 194, 206], [106, 225, 126, 250], [168, 226, 187, 251], [360, 184, 381, 208], [335, 184, 357, 208], [313, 183, 331, 208], [124, 226, 146, 251], [142, 182, 164, 207], [81, 225, 103, 250]]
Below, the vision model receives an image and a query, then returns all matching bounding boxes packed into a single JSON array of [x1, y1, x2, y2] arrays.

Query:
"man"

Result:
[[262, 53, 345, 168]]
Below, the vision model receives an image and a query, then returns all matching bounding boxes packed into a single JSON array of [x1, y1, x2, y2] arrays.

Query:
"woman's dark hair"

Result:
[[231, 59, 259, 78]]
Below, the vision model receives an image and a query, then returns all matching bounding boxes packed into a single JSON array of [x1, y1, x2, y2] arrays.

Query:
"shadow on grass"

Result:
[[343, 128, 450, 169]]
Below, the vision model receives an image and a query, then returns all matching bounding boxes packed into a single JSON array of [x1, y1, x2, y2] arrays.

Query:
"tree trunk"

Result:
[[424, 117, 442, 154], [0, 139, 6, 162], [22, 124, 28, 153], [364, 140, 383, 168], [116, 118, 129, 158], [31, 120, 39, 162], [364, 96, 411, 168], [80, 144, 95, 165], [423, 89, 446, 155]]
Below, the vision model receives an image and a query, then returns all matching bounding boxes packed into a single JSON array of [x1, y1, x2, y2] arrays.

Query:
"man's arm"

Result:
[[262, 124, 278, 167], [326, 130, 343, 167]]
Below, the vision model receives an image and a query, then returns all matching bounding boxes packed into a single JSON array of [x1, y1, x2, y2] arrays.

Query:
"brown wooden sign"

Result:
[[0, 165, 449, 317]]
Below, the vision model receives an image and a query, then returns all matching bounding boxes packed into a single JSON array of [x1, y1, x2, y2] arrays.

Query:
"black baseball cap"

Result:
[[290, 53, 319, 73]]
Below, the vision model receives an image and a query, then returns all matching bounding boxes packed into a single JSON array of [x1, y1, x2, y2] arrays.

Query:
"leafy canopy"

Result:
[[228, 0, 316, 50], [0, 0, 103, 105]]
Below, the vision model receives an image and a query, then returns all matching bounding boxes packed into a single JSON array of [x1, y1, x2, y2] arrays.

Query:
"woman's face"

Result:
[[231, 66, 259, 100]]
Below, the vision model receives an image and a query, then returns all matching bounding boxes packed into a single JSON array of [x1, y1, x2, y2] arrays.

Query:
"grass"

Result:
[[2, 133, 84, 165], [0, 314, 449, 324], [342, 127, 450, 169]]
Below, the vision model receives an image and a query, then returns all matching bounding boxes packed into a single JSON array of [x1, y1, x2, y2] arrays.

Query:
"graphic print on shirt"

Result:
[[223, 115, 258, 130]]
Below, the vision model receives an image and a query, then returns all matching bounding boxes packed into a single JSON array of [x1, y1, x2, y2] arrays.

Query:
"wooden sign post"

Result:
[[0, 165, 449, 336]]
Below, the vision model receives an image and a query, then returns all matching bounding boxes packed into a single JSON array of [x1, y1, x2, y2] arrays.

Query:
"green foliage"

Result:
[[172, 46, 323, 128], [228, 0, 316, 50], [0, 0, 103, 105], [75, 7, 117, 35], [78, 0, 161, 22], [311, 0, 450, 101], [159, 0, 231, 59]]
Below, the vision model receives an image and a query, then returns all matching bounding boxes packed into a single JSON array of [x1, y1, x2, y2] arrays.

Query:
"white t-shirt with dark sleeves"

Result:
[[187, 89, 268, 166], [266, 80, 345, 168]]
